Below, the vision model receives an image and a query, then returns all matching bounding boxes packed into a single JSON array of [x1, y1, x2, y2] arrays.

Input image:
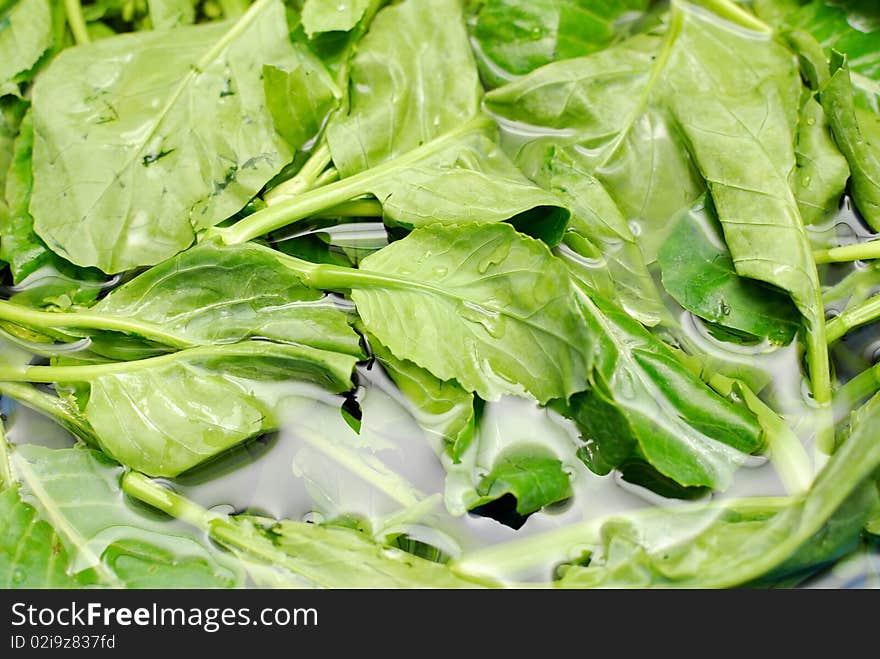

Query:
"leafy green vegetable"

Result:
[[0, 486, 80, 587], [821, 52, 880, 231], [301, 0, 370, 37], [0, 0, 53, 94], [92, 239, 363, 355], [471, 0, 650, 85], [218, 0, 570, 247], [517, 143, 664, 326], [6, 444, 241, 586], [3, 0, 880, 592], [1, 341, 358, 477], [658, 196, 801, 344], [342, 223, 594, 404], [30, 0, 301, 273], [567, 290, 764, 490]]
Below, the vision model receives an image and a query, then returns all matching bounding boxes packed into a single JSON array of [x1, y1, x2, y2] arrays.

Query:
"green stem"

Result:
[[814, 239, 880, 264], [827, 293, 880, 343], [452, 496, 791, 579], [214, 116, 491, 245], [122, 472, 213, 528], [319, 199, 383, 218], [313, 167, 340, 188], [0, 416, 12, 488], [0, 300, 194, 350], [0, 381, 97, 444], [0, 343, 270, 383], [264, 143, 333, 206], [63, 0, 90, 45], [689, 0, 771, 32], [835, 363, 880, 419]]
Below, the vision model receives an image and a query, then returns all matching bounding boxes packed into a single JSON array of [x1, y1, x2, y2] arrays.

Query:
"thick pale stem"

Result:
[[264, 143, 333, 206], [122, 472, 213, 528], [0, 300, 194, 350], [826, 294, 880, 343], [814, 239, 880, 264], [214, 116, 492, 245], [63, 0, 90, 45], [0, 343, 263, 383], [0, 381, 97, 444]]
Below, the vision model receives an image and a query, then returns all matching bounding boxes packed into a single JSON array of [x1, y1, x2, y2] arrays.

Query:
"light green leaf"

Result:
[[301, 0, 370, 37], [822, 53, 880, 231], [263, 45, 340, 152], [9, 445, 241, 587], [484, 33, 706, 262], [93, 240, 363, 356], [794, 93, 850, 225], [516, 143, 664, 325], [350, 223, 593, 404], [368, 333, 474, 461], [30, 0, 299, 273], [557, 391, 880, 588], [0, 0, 53, 91], [76, 342, 358, 476], [0, 487, 80, 587], [148, 0, 196, 29]]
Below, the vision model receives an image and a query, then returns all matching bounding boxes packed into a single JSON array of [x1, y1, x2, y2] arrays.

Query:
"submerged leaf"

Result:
[[9, 445, 241, 587], [658, 196, 801, 345], [92, 240, 363, 356], [568, 292, 763, 490], [30, 0, 300, 272], [351, 223, 593, 404]]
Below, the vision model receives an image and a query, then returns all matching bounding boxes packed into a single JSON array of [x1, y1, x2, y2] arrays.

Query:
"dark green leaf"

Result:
[[822, 53, 880, 230], [471, 0, 650, 84], [568, 292, 764, 490], [475, 447, 572, 516], [658, 196, 801, 345]]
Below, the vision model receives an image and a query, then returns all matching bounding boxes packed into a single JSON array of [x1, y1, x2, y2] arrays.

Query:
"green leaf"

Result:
[[475, 447, 572, 516], [30, 0, 300, 273], [471, 0, 650, 83], [557, 391, 880, 588], [323, 0, 568, 245], [0, 0, 53, 91], [568, 292, 764, 490], [9, 444, 241, 587], [349, 223, 593, 404], [794, 92, 850, 225], [484, 33, 706, 262], [821, 53, 880, 231], [0, 487, 80, 587], [516, 143, 664, 325], [93, 240, 363, 356], [263, 46, 340, 152], [301, 0, 370, 37], [74, 342, 358, 476], [658, 196, 801, 345], [661, 3, 830, 410], [147, 0, 196, 29], [367, 333, 475, 461], [758, 0, 880, 106]]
